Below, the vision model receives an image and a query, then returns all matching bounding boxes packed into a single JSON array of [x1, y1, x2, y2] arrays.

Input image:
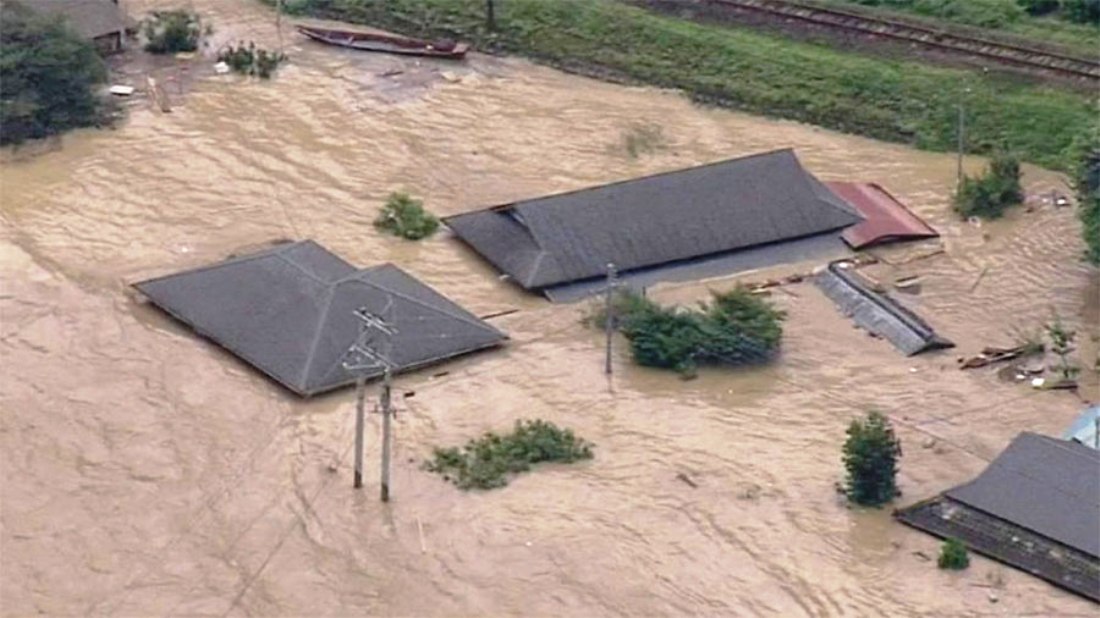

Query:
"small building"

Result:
[[26, 0, 128, 54], [895, 432, 1100, 603], [445, 149, 863, 302], [134, 241, 507, 397]]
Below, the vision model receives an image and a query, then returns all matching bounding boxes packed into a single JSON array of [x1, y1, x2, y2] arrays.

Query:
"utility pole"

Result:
[[604, 263, 617, 375], [486, 0, 496, 31], [956, 86, 970, 190], [342, 302, 397, 495], [353, 375, 366, 488], [276, 0, 284, 54], [380, 364, 393, 502]]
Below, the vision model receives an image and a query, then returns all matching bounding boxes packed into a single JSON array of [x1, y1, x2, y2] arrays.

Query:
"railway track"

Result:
[[697, 0, 1100, 81]]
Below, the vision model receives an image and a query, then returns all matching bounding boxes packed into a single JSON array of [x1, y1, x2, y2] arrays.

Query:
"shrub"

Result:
[[0, 1, 108, 145], [1068, 130, 1100, 265], [598, 288, 786, 375], [953, 151, 1023, 219], [938, 538, 971, 570], [425, 419, 594, 490], [142, 10, 202, 54], [1046, 311, 1079, 380], [217, 42, 287, 79], [374, 192, 440, 240], [842, 411, 902, 506], [621, 123, 666, 159]]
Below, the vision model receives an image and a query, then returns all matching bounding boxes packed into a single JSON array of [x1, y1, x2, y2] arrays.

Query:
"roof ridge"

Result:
[[299, 284, 339, 390], [335, 267, 504, 335], [444, 148, 798, 220]]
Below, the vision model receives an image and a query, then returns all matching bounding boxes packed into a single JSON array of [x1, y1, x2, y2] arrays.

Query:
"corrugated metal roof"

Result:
[[26, 0, 126, 40], [445, 149, 862, 291], [814, 262, 953, 356], [135, 241, 506, 396], [946, 432, 1100, 558], [826, 182, 939, 249]]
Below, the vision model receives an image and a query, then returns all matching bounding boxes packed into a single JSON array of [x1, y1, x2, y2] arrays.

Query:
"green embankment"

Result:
[[277, 0, 1095, 171], [813, 0, 1100, 56]]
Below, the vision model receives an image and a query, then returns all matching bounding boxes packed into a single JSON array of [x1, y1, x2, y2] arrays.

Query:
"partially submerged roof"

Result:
[[1065, 405, 1098, 449], [896, 433, 1100, 602], [445, 149, 862, 294], [135, 241, 506, 396], [814, 262, 953, 356], [825, 182, 939, 249], [26, 0, 126, 39]]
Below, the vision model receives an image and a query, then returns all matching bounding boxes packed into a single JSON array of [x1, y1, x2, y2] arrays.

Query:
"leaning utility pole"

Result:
[[604, 262, 617, 375]]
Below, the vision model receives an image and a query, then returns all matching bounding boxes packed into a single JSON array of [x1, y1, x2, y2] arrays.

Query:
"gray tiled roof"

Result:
[[946, 432, 1100, 558], [135, 241, 506, 396], [814, 262, 953, 356], [26, 0, 126, 39], [445, 149, 862, 290]]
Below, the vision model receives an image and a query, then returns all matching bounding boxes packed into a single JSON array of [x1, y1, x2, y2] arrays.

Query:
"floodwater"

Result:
[[2, 1, 1097, 616]]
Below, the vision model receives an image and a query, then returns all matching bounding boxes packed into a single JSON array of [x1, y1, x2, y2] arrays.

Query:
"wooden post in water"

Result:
[[604, 262, 617, 376], [353, 375, 366, 489]]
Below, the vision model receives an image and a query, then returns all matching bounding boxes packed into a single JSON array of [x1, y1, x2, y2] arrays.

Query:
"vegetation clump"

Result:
[[621, 123, 666, 159], [374, 192, 440, 240], [842, 411, 902, 507], [953, 152, 1023, 219], [938, 537, 971, 570], [1045, 312, 1079, 381], [142, 10, 203, 54], [1069, 131, 1099, 265], [217, 42, 287, 79], [595, 288, 785, 375], [426, 419, 594, 490], [0, 1, 108, 146]]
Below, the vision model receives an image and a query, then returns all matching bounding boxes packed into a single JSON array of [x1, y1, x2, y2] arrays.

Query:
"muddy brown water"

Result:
[[2, 1, 1097, 616]]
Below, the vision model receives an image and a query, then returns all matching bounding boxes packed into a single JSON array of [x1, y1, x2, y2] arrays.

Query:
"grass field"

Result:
[[280, 0, 1097, 171]]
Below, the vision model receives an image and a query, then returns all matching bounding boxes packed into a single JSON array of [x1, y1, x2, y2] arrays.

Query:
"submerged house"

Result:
[[445, 149, 864, 301], [825, 182, 939, 250], [134, 241, 507, 396], [26, 0, 128, 54], [896, 432, 1100, 602]]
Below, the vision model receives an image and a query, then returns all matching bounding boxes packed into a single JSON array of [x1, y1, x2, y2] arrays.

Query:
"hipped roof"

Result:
[[946, 432, 1100, 558], [135, 241, 506, 396], [445, 149, 862, 290]]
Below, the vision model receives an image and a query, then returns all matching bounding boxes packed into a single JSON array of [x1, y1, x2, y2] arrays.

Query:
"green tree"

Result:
[[1063, 0, 1100, 23], [604, 288, 786, 375], [1068, 130, 1100, 265], [842, 411, 902, 506], [142, 10, 202, 54], [954, 151, 1023, 219], [0, 1, 107, 145]]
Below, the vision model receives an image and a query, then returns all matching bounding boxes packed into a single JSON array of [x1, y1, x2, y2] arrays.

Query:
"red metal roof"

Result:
[[826, 182, 939, 249]]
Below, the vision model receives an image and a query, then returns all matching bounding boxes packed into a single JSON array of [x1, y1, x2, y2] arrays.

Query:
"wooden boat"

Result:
[[296, 25, 469, 59]]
